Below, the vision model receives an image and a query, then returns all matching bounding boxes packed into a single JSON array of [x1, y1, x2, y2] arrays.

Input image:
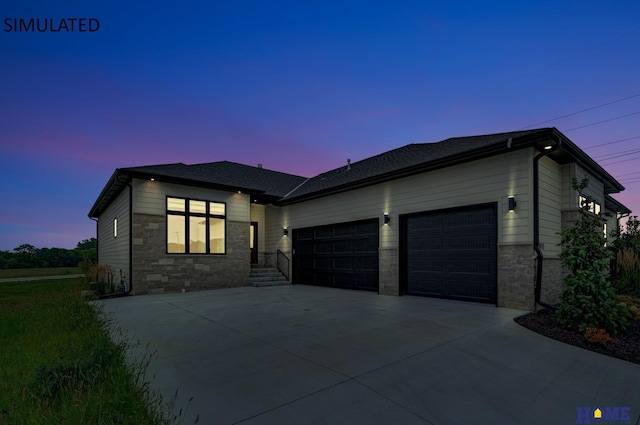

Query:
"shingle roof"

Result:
[[90, 127, 627, 217], [123, 161, 308, 198], [280, 129, 546, 202]]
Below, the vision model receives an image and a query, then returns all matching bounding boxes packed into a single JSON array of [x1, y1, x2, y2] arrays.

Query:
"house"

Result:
[[88, 127, 631, 310]]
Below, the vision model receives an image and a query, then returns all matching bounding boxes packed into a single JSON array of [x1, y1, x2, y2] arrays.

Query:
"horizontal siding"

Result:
[[538, 156, 562, 257], [97, 186, 130, 282], [575, 165, 605, 206], [560, 163, 575, 210], [266, 149, 532, 253], [132, 179, 249, 222]]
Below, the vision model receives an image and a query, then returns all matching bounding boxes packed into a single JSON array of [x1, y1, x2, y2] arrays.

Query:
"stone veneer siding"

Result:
[[379, 248, 399, 295], [498, 243, 536, 310], [132, 213, 250, 294]]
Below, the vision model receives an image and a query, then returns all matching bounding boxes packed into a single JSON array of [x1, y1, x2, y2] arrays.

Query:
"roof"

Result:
[[88, 161, 307, 218], [89, 127, 627, 216], [278, 129, 546, 203], [605, 194, 632, 214]]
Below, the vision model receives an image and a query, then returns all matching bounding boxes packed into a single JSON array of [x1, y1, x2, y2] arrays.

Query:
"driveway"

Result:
[[100, 286, 640, 425]]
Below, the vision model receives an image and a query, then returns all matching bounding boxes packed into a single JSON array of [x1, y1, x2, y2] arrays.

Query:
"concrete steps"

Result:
[[250, 267, 290, 287]]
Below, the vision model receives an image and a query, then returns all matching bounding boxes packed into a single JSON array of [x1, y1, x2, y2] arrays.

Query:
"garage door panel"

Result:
[[404, 204, 497, 303], [293, 219, 379, 291]]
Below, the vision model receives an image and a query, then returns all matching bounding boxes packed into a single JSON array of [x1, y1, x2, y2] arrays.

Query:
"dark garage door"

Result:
[[403, 204, 497, 303], [293, 219, 379, 291]]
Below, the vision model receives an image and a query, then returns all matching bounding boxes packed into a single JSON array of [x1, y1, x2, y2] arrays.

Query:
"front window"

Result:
[[579, 195, 601, 215], [167, 197, 226, 254]]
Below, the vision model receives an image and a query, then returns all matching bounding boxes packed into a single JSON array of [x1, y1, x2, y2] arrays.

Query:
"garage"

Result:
[[293, 219, 379, 291], [402, 203, 497, 303]]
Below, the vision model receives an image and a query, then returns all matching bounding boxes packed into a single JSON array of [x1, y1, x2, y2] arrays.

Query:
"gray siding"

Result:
[[266, 149, 533, 253], [97, 186, 130, 284], [132, 179, 249, 221], [538, 156, 562, 257]]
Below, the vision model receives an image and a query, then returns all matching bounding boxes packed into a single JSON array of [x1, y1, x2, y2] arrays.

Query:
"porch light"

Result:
[[384, 213, 390, 224], [283, 228, 289, 236], [508, 196, 517, 211], [544, 145, 553, 150]]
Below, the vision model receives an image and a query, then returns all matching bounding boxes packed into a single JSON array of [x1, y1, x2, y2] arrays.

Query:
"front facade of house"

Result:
[[89, 128, 630, 310]]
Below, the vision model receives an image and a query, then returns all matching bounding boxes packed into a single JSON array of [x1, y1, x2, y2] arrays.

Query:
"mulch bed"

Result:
[[514, 309, 640, 365]]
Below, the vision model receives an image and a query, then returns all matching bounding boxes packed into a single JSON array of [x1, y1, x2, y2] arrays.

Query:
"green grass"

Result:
[[0, 278, 183, 424], [0, 267, 82, 279]]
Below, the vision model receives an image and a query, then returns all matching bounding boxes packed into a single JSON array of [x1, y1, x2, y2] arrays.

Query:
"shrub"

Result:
[[558, 178, 628, 335], [583, 328, 613, 344]]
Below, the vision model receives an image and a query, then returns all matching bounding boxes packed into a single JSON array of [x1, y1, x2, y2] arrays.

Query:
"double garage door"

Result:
[[403, 204, 497, 303], [292, 204, 497, 303], [293, 219, 379, 291]]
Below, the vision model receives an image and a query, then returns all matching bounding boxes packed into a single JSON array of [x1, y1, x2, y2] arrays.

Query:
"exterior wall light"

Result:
[[508, 196, 517, 211], [283, 228, 289, 236], [384, 213, 390, 224]]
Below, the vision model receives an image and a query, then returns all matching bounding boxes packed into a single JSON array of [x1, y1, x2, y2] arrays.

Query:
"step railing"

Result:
[[276, 250, 290, 280]]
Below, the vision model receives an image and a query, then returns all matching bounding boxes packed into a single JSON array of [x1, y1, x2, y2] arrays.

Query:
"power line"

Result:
[[518, 93, 640, 130], [615, 171, 640, 178], [565, 111, 640, 132], [583, 135, 640, 150], [594, 147, 640, 161], [600, 153, 640, 166]]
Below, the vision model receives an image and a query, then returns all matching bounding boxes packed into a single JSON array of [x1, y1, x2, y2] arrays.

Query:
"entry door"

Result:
[[250, 222, 258, 264]]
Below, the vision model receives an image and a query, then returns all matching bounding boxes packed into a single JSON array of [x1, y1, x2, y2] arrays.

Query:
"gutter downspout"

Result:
[[533, 137, 561, 311]]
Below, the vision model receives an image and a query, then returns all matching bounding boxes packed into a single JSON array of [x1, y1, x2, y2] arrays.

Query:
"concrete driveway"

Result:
[[100, 286, 640, 425]]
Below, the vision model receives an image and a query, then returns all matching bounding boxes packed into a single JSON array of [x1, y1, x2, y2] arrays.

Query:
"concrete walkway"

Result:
[[99, 286, 640, 425], [0, 274, 85, 283]]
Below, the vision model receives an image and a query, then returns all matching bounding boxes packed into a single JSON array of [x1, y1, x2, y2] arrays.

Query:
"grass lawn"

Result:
[[0, 267, 82, 280], [0, 278, 178, 424]]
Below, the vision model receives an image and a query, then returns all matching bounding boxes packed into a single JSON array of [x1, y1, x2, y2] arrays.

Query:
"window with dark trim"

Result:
[[166, 197, 226, 254]]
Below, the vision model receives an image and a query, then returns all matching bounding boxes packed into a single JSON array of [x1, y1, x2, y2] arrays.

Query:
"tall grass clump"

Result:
[[0, 278, 191, 424]]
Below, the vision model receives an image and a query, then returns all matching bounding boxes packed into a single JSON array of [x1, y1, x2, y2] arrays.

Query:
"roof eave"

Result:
[[276, 130, 551, 206]]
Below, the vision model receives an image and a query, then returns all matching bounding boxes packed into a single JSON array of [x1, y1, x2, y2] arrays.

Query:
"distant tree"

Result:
[[14, 244, 37, 255], [76, 238, 97, 251]]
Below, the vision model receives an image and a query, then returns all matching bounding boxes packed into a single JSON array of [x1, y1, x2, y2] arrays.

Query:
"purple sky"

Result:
[[1, 1, 639, 251]]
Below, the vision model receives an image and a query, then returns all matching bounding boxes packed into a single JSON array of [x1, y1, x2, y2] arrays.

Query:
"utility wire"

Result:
[[600, 154, 640, 166], [583, 135, 640, 150], [565, 111, 640, 132], [518, 93, 640, 130], [594, 147, 640, 161]]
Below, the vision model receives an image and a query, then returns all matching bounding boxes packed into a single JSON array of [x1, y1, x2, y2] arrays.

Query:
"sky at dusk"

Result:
[[1, 1, 639, 251]]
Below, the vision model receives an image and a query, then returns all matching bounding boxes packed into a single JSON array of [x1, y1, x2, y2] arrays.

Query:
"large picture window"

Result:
[[167, 197, 226, 254]]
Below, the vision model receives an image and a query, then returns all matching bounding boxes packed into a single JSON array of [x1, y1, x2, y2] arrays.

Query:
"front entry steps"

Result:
[[250, 267, 291, 287]]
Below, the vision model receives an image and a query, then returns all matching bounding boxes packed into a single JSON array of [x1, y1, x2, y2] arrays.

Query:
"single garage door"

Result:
[[403, 204, 497, 303], [293, 219, 379, 291]]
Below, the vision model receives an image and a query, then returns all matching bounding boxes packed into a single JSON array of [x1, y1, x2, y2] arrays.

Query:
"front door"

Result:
[[250, 222, 258, 264]]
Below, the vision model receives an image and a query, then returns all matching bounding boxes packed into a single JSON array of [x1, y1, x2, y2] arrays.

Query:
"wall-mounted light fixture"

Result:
[[508, 196, 517, 211], [283, 228, 289, 236], [384, 213, 390, 224]]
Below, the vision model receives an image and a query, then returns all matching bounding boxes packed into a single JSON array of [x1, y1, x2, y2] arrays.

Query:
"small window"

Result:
[[113, 218, 118, 238]]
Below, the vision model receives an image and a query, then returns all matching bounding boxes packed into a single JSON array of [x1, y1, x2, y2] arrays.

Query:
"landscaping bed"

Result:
[[515, 309, 640, 365]]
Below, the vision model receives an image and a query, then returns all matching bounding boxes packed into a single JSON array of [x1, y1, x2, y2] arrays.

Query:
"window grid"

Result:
[[167, 196, 226, 254]]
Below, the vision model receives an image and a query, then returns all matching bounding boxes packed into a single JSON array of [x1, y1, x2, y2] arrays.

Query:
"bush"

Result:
[[611, 216, 640, 296], [558, 178, 628, 335]]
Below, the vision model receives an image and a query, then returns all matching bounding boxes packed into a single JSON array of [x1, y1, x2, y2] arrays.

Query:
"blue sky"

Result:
[[1, 1, 639, 250]]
